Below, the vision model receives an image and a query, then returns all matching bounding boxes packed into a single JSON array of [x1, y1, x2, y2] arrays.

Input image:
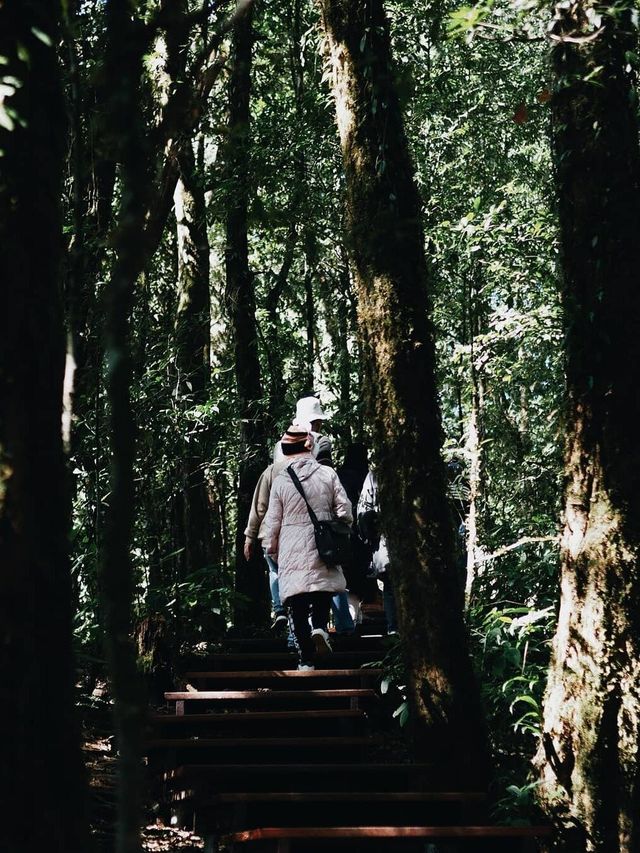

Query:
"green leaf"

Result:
[[31, 27, 53, 47]]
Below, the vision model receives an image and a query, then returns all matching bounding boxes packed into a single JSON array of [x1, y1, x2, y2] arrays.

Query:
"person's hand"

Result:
[[243, 539, 253, 561]]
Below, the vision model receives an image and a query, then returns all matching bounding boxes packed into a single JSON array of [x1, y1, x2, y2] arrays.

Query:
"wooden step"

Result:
[[213, 792, 486, 803], [181, 651, 380, 671], [164, 763, 434, 794], [222, 825, 553, 839], [148, 736, 378, 749], [149, 708, 367, 739], [184, 669, 382, 680], [221, 636, 388, 653], [183, 790, 489, 835], [151, 709, 366, 726], [183, 669, 382, 690], [165, 689, 377, 714], [221, 824, 553, 850]]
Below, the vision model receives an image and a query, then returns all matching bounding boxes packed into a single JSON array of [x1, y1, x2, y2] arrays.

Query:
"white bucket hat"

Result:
[[294, 396, 328, 425]]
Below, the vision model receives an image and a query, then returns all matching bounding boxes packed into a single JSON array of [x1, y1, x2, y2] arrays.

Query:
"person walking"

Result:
[[272, 395, 355, 636], [262, 425, 353, 670], [273, 395, 333, 466], [243, 458, 291, 634], [357, 469, 398, 635], [336, 443, 375, 626]]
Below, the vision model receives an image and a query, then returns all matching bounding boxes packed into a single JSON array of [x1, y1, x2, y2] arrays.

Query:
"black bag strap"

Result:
[[287, 465, 321, 528]]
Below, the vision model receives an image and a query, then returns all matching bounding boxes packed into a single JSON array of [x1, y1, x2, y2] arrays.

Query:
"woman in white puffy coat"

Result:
[[262, 425, 353, 669]]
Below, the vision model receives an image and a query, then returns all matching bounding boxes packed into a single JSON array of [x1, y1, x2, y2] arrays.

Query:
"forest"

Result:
[[1, 0, 639, 852]]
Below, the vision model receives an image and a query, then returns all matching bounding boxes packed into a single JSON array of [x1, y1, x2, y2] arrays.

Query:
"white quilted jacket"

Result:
[[262, 455, 353, 603]]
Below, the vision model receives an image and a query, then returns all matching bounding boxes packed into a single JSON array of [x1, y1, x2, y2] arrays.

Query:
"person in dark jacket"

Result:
[[336, 443, 376, 624]]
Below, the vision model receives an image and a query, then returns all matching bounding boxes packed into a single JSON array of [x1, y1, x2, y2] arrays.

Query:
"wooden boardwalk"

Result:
[[147, 623, 551, 852]]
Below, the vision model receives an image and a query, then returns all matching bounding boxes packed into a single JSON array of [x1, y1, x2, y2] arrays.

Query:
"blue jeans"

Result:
[[265, 552, 284, 616], [331, 590, 355, 634], [264, 552, 295, 647]]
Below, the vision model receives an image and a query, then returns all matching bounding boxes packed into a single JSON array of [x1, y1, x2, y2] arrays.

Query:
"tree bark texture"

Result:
[[318, 0, 490, 784], [101, 2, 150, 851], [0, 4, 89, 851], [225, 5, 270, 626], [535, 6, 640, 852], [174, 139, 219, 581]]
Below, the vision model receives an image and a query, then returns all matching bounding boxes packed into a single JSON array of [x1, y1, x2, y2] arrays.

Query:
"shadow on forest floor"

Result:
[[81, 680, 205, 851]]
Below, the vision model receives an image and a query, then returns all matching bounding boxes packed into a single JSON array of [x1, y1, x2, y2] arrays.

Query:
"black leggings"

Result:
[[285, 591, 332, 666]]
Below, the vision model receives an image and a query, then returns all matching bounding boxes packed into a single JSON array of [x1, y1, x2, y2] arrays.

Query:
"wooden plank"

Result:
[[189, 651, 376, 663], [164, 763, 434, 782], [146, 736, 379, 750], [151, 709, 366, 724], [183, 669, 382, 679], [214, 792, 487, 803], [164, 689, 376, 701], [223, 825, 553, 842]]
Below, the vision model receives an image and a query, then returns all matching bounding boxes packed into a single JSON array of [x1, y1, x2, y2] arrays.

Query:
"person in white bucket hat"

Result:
[[294, 395, 327, 426], [274, 396, 332, 466]]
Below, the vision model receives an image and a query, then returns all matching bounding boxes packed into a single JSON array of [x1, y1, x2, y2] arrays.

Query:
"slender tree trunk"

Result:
[[174, 139, 219, 580], [464, 272, 488, 606], [101, 3, 149, 851], [0, 4, 89, 850], [265, 226, 297, 414], [225, 4, 269, 626], [535, 6, 640, 851], [303, 247, 316, 389], [318, 0, 490, 785]]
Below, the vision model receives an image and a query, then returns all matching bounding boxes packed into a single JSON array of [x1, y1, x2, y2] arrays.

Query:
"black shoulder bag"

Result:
[[287, 465, 352, 567]]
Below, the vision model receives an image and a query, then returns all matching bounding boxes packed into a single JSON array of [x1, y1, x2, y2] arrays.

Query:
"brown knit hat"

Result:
[[280, 425, 314, 456]]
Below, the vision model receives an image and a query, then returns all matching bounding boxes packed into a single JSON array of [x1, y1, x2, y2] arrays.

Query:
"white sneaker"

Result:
[[298, 663, 315, 671], [311, 628, 332, 655]]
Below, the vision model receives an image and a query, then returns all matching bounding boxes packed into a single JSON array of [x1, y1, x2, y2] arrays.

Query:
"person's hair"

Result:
[[280, 426, 313, 456]]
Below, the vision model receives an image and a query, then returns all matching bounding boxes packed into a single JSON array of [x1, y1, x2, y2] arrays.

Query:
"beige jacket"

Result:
[[262, 455, 352, 602], [244, 458, 290, 542]]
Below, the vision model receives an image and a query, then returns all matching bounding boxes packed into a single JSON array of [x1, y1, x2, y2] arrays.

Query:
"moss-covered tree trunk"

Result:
[[225, 5, 269, 626], [318, 0, 489, 784], [535, 5, 640, 851], [0, 4, 89, 850]]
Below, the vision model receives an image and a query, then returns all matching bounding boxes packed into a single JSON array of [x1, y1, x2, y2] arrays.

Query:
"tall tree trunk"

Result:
[[318, 0, 490, 785], [535, 6, 640, 851], [225, 4, 269, 626], [174, 138, 220, 581], [0, 4, 89, 851], [101, 2, 149, 851]]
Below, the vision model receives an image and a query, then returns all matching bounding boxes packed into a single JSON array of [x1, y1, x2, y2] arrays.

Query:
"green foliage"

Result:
[[58, 0, 570, 818], [471, 601, 556, 821]]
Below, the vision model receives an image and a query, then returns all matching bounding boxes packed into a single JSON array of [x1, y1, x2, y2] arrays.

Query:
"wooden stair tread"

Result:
[[212, 791, 487, 802], [145, 735, 384, 749], [151, 709, 366, 724], [223, 825, 553, 841], [221, 637, 386, 651], [189, 652, 377, 663], [184, 669, 382, 679], [165, 689, 376, 700], [165, 763, 433, 781], [147, 736, 380, 749]]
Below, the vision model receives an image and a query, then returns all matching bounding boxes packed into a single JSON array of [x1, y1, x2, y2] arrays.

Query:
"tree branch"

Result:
[[479, 535, 559, 564]]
